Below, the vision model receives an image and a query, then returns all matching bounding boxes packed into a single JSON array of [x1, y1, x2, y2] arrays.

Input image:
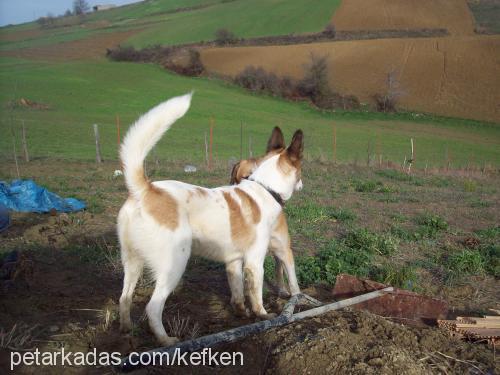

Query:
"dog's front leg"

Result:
[[244, 245, 276, 319]]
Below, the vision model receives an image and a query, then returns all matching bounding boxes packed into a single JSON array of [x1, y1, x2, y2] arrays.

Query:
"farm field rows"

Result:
[[201, 35, 500, 123], [332, 0, 475, 35]]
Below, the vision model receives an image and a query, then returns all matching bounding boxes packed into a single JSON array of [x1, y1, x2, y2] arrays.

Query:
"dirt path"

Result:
[[332, 0, 476, 36], [201, 36, 500, 123]]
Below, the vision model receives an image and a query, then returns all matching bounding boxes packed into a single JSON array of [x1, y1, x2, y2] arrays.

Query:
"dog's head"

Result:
[[232, 127, 303, 202]]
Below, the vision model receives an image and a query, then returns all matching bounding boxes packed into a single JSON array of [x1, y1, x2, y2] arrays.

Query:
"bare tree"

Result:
[[374, 69, 406, 112], [73, 0, 90, 15]]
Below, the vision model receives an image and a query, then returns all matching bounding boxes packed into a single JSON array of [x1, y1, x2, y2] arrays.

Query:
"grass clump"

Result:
[[295, 240, 373, 286], [326, 207, 356, 223], [344, 228, 399, 255], [445, 249, 486, 282], [375, 169, 424, 186], [415, 213, 448, 239], [371, 263, 418, 290]]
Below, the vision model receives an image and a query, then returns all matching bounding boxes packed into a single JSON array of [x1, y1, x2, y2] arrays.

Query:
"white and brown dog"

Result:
[[230, 129, 301, 299], [117, 93, 303, 346]]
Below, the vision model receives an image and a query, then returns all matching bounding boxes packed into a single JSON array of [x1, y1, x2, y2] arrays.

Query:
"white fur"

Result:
[[117, 93, 302, 346]]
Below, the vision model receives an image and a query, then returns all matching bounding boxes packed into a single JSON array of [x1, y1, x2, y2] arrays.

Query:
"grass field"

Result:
[[0, 0, 341, 52], [1, 57, 499, 167]]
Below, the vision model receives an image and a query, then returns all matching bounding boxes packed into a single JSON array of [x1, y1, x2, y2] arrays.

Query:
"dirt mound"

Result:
[[0, 29, 140, 61], [237, 310, 496, 374], [331, 0, 476, 36], [201, 36, 500, 123]]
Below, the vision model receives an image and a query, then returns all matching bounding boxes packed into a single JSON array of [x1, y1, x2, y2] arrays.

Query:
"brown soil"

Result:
[[0, 29, 140, 61], [200, 36, 500, 123], [0, 29, 44, 43], [331, 0, 476, 36]]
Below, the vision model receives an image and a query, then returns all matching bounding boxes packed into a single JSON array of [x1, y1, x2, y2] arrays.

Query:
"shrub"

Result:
[[234, 66, 283, 96], [37, 14, 56, 28], [215, 28, 238, 45], [322, 24, 336, 38], [166, 49, 205, 76], [297, 53, 330, 102], [353, 179, 381, 192]]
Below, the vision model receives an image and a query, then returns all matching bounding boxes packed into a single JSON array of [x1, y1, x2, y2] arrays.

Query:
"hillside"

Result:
[[201, 35, 500, 123]]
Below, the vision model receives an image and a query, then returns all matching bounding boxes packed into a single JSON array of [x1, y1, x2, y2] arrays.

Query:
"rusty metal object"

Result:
[[332, 274, 448, 326]]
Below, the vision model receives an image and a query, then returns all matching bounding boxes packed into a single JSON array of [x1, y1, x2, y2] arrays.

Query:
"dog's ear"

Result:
[[266, 126, 285, 153], [230, 162, 241, 185], [286, 129, 304, 163]]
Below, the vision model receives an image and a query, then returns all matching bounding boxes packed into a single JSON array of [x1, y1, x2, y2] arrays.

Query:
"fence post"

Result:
[[116, 115, 121, 148], [332, 123, 337, 164], [209, 117, 214, 170], [93, 124, 103, 164], [21, 120, 29, 162], [240, 121, 243, 160]]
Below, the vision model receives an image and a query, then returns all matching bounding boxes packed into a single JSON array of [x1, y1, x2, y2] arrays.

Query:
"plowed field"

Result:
[[201, 36, 500, 123], [331, 0, 475, 36]]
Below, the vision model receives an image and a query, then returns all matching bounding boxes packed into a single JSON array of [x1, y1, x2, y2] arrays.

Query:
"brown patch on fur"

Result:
[[235, 188, 261, 224], [223, 191, 256, 250], [195, 187, 208, 196], [143, 185, 179, 230], [230, 149, 285, 185]]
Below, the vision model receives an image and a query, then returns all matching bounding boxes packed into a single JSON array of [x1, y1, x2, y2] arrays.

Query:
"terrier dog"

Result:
[[118, 93, 304, 345]]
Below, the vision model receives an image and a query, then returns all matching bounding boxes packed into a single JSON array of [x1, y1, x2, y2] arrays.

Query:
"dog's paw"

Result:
[[120, 322, 132, 334], [257, 312, 277, 320], [277, 287, 291, 298], [232, 302, 251, 318], [159, 336, 179, 347]]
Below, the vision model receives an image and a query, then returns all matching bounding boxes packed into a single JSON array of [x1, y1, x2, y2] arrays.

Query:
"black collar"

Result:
[[247, 178, 285, 207]]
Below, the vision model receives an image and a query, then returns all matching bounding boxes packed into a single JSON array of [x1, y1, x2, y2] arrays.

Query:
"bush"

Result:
[[322, 24, 336, 38], [373, 70, 404, 112], [234, 66, 286, 96], [37, 14, 56, 28], [215, 28, 238, 45], [297, 53, 330, 102], [166, 49, 205, 76]]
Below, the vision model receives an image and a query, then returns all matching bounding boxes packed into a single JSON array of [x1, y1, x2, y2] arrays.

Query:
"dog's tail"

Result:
[[120, 92, 193, 198]]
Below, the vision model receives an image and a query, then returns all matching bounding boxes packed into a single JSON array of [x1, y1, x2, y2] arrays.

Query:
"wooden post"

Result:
[[407, 138, 414, 174], [240, 121, 243, 160], [116, 115, 121, 148], [11, 132, 20, 179], [249, 135, 253, 158], [21, 120, 29, 162], [376, 133, 381, 168], [332, 123, 337, 164], [209, 117, 214, 170], [93, 124, 103, 163], [204, 131, 209, 168]]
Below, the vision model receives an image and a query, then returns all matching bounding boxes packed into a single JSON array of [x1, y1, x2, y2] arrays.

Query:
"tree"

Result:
[[73, 0, 90, 15]]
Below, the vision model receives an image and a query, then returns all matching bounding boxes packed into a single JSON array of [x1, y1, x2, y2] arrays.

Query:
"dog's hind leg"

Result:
[[145, 235, 191, 346], [226, 259, 249, 317], [119, 240, 144, 333]]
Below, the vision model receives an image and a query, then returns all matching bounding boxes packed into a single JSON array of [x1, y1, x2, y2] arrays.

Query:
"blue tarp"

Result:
[[0, 180, 86, 213]]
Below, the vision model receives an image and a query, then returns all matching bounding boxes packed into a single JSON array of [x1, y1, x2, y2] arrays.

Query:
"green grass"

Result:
[[125, 0, 342, 47], [1, 57, 499, 168]]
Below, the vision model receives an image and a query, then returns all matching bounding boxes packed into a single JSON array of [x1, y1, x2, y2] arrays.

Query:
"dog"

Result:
[[229, 127, 301, 298], [117, 93, 304, 346]]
